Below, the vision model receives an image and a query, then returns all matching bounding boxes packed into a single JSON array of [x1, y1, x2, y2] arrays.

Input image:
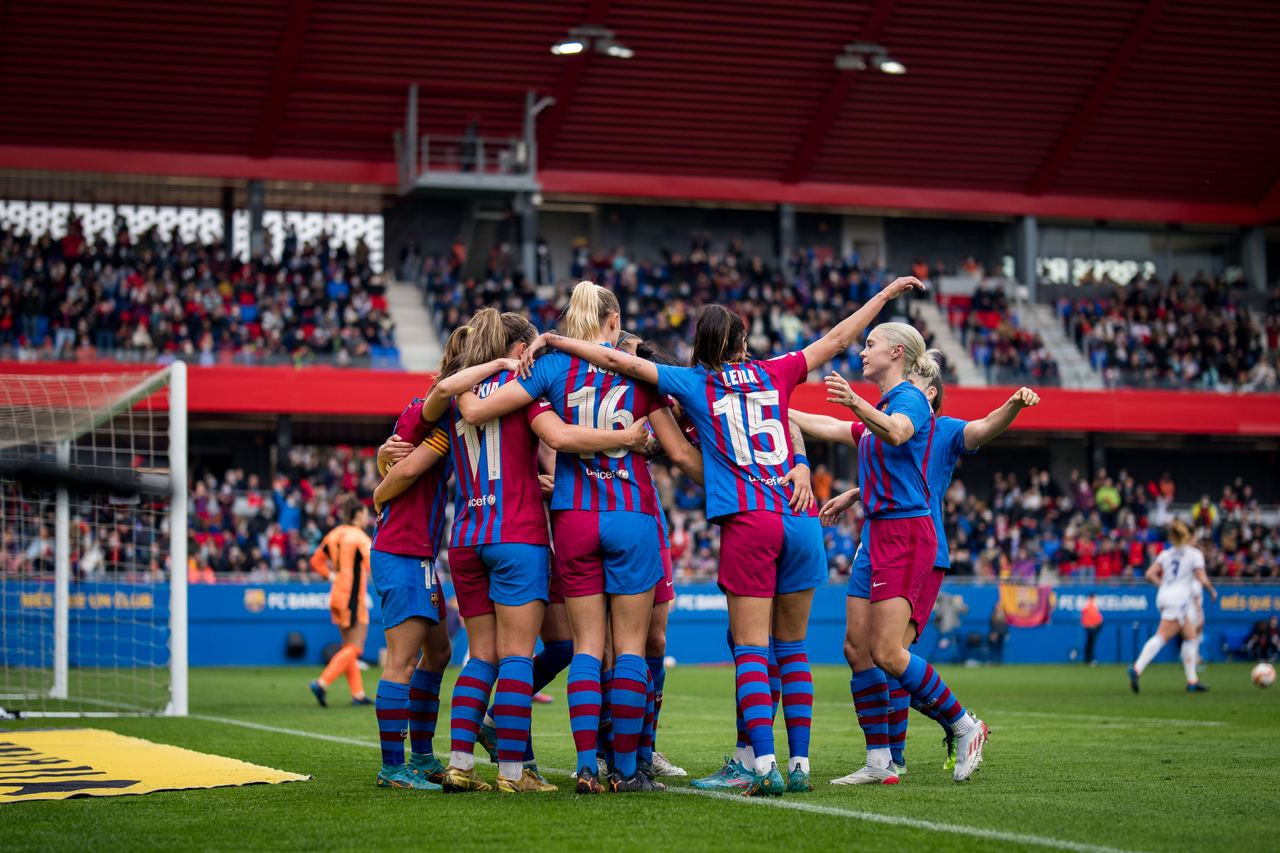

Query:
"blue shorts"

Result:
[[371, 549, 445, 628], [777, 515, 828, 595], [449, 543, 550, 618], [848, 522, 872, 599], [553, 509, 663, 597]]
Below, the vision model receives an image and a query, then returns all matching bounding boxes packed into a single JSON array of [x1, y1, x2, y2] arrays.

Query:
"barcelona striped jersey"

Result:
[[856, 380, 935, 520], [656, 351, 811, 522], [372, 397, 452, 559], [518, 349, 662, 515], [448, 370, 552, 548]]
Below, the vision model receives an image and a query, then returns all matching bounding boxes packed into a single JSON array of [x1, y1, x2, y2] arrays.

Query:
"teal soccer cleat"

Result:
[[408, 753, 447, 785], [742, 762, 785, 797], [690, 756, 753, 790], [377, 765, 442, 790], [786, 767, 813, 792]]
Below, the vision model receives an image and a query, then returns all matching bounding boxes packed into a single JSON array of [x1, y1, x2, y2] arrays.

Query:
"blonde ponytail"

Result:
[[461, 308, 536, 368], [1169, 519, 1192, 546], [910, 348, 945, 413], [563, 280, 621, 341]]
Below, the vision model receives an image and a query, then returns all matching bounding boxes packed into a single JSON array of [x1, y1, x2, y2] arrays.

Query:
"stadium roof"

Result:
[[2, 0, 1279, 224]]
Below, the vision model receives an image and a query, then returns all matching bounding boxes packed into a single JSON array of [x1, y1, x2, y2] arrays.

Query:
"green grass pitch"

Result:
[[3, 663, 1276, 852]]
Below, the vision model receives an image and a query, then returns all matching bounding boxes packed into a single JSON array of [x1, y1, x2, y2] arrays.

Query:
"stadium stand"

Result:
[[940, 278, 1060, 386], [1057, 274, 1279, 392], [417, 239, 960, 382], [0, 219, 399, 368]]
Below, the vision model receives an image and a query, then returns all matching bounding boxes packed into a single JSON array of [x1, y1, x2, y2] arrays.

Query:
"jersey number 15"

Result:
[[711, 390, 787, 467]]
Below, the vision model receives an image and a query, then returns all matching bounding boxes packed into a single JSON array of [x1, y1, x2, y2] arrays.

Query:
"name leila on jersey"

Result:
[[721, 366, 760, 386]]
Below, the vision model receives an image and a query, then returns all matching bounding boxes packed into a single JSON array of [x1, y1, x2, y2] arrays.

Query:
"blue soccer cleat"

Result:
[[309, 680, 327, 708], [1128, 667, 1140, 694], [1186, 682, 1210, 693]]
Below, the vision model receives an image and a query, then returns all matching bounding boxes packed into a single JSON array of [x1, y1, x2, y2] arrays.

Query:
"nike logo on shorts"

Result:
[[872, 582, 886, 588]]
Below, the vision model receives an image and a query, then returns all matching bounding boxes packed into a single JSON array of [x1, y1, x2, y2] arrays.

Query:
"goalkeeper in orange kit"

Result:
[[309, 496, 375, 706]]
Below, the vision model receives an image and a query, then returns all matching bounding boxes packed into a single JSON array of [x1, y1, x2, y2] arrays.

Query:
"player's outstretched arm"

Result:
[[421, 357, 520, 423], [800, 275, 924, 372], [820, 487, 860, 526], [457, 378, 537, 426], [825, 371, 915, 446], [790, 409, 858, 446], [963, 387, 1040, 451], [541, 332, 660, 386], [649, 408, 703, 486], [373, 441, 445, 512], [530, 411, 650, 455]]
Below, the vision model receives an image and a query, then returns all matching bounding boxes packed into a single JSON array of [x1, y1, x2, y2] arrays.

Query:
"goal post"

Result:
[[0, 363, 188, 718]]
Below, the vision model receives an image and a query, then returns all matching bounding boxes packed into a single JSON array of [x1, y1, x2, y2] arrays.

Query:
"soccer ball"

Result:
[[1251, 662, 1276, 688]]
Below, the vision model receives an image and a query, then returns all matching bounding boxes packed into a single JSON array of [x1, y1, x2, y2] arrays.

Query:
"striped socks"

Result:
[[910, 694, 954, 735], [734, 644, 775, 773], [767, 639, 782, 723], [375, 679, 409, 768], [448, 658, 497, 770], [885, 675, 910, 767], [638, 668, 656, 768], [493, 656, 534, 781], [645, 655, 666, 748], [611, 654, 649, 779], [896, 654, 970, 732], [774, 639, 813, 773], [408, 668, 442, 759], [567, 653, 602, 775], [851, 668, 891, 768]]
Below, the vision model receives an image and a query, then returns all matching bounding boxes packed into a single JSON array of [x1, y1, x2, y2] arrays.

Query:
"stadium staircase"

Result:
[[385, 277, 443, 371], [912, 300, 987, 387], [1017, 300, 1103, 390]]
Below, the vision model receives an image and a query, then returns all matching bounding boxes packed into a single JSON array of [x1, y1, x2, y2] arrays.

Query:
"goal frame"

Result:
[[13, 362, 188, 717]]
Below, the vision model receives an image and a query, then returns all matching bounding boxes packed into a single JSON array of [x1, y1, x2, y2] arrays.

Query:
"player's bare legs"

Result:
[[870, 598, 985, 782], [832, 595, 900, 786], [1131, 618, 1184, 692]]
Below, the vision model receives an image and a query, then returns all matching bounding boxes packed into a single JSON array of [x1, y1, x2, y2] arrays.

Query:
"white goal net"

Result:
[[0, 364, 187, 717]]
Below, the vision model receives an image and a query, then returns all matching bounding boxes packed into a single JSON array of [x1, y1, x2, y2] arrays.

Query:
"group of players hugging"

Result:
[[309, 275, 1040, 795]]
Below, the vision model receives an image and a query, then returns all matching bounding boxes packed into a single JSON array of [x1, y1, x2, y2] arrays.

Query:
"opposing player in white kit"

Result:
[[1129, 520, 1217, 693]]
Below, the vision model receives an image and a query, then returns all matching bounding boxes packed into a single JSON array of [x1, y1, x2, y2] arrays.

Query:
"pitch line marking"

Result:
[[195, 714, 1139, 853], [668, 788, 1141, 853]]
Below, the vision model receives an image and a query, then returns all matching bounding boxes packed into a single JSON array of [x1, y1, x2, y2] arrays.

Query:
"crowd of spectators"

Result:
[[6, 441, 1277, 588], [1058, 273, 1278, 391], [418, 236, 958, 382], [0, 217, 397, 367], [940, 278, 1059, 386]]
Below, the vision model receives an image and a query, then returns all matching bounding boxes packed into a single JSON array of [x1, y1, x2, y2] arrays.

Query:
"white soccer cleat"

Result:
[[651, 751, 687, 777], [829, 765, 900, 786], [952, 714, 989, 782]]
